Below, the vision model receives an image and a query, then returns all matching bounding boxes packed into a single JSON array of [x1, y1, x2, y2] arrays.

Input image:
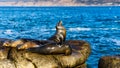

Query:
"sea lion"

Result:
[[17, 41, 40, 50], [3, 38, 43, 48], [17, 40, 72, 55], [3, 39, 25, 48], [48, 21, 66, 45], [0, 38, 12, 48], [16, 39, 55, 50], [26, 42, 72, 55]]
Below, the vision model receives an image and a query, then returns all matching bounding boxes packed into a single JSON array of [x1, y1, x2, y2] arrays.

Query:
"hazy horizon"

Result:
[[0, 0, 118, 6]]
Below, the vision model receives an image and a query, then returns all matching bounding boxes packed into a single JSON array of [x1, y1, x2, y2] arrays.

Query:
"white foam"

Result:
[[51, 28, 56, 30], [4, 30, 13, 34], [40, 27, 120, 32], [99, 28, 120, 30], [40, 29, 48, 31], [111, 39, 120, 46], [69, 27, 91, 31], [40, 28, 56, 31]]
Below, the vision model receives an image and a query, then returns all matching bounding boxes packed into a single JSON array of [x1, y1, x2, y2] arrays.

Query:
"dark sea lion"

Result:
[[48, 21, 66, 45], [26, 42, 72, 55]]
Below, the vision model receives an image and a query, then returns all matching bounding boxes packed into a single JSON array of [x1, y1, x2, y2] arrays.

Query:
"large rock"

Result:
[[0, 40, 91, 68], [98, 55, 120, 68]]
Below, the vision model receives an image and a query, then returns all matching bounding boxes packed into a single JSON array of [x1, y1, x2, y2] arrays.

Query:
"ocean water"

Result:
[[0, 6, 120, 68]]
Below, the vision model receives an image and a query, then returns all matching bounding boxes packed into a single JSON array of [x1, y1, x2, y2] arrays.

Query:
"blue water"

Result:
[[0, 6, 120, 68]]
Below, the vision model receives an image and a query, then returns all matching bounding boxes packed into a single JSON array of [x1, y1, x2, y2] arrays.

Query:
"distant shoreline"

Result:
[[0, 5, 120, 7]]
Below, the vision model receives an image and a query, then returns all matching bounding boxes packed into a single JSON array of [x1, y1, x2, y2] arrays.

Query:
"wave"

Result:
[[40, 28, 56, 31], [68, 27, 120, 31], [4, 29, 13, 35], [111, 39, 120, 46], [99, 28, 120, 30], [69, 27, 91, 31]]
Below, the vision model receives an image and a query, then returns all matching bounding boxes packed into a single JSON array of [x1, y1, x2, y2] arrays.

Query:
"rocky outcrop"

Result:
[[0, 40, 91, 68], [98, 55, 120, 68]]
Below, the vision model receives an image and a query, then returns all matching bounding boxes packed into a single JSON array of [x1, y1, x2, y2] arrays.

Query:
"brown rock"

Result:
[[0, 59, 15, 68], [54, 40, 91, 67], [0, 40, 91, 68], [98, 55, 120, 68], [75, 63, 87, 68]]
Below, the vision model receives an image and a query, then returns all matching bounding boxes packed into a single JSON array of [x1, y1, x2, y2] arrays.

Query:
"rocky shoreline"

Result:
[[0, 39, 91, 68], [0, 20, 119, 68]]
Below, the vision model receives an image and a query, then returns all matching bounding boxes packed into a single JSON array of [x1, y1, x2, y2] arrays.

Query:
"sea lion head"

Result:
[[56, 21, 65, 30], [3, 41, 12, 47], [3, 39, 25, 48]]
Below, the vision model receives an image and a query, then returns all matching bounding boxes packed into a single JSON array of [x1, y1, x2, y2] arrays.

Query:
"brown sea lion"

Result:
[[3, 39, 25, 48], [48, 21, 66, 45], [26, 42, 72, 55], [3, 38, 44, 48], [16, 39, 55, 50], [15, 40, 72, 55], [0, 38, 12, 47], [17, 41, 40, 50]]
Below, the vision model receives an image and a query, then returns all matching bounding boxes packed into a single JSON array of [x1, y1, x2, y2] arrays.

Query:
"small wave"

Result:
[[69, 27, 91, 31], [114, 20, 120, 23], [111, 39, 120, 46], [4, 30, 13, 34], [51, 28, 56, 30], [99, 28, 120, 30], [40, 28, 56, 31], [40, 27, 120, 32]]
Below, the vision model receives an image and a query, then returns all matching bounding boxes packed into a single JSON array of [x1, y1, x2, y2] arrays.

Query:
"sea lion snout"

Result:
[[56, 21, 65, 30], [57, 21, 62, 26]]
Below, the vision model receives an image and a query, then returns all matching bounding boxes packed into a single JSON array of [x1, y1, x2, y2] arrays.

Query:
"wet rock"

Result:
[[98, 55, 120, 68], [0, 40, 91, 68]]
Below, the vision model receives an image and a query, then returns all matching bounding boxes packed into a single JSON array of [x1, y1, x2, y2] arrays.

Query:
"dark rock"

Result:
[[75, 63, 87, 68], [98, 55, 120, 68], [53, 40, 91, 67]]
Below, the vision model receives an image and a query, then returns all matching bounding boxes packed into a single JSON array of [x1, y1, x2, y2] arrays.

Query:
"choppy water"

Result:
[[0, 6, 120, 68]]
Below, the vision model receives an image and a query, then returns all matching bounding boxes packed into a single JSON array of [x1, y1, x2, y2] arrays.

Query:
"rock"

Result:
[[0, 48, 10, 60], [0, 59, 15, 68], [75, 63, 87, 68], [0, 40, 91, 68], [98, 55, 120, 68], [0, 38, 12, 60], [54, 40, 91, 67]]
